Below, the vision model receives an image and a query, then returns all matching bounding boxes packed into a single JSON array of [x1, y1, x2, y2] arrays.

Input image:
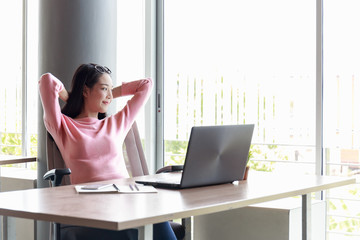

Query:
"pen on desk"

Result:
[[113, 184, 120, 191], [129, 184, 134, 191], [134, 184, 139, 191]]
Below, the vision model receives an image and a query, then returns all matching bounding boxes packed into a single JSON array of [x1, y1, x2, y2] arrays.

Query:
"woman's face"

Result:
[[83, 73, 113, 118]]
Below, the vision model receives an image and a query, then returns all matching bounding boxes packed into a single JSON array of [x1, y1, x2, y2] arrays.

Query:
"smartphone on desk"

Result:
[[81, 184, 113, 190]]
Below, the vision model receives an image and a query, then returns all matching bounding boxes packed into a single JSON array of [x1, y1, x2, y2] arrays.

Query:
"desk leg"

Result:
[[302, 194, 312, 240], [2, 216, 7, 240], [138, 224, 153, 240]]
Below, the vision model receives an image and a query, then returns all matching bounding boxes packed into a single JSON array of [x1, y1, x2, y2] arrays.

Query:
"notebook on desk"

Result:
[[135, 124, 254, 189]]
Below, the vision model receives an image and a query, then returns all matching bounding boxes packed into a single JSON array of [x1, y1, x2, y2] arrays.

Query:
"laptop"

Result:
[[135, 124, 254, 189]]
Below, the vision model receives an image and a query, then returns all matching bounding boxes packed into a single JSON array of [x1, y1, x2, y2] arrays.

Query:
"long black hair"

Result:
[[61, 63, 108, 120]]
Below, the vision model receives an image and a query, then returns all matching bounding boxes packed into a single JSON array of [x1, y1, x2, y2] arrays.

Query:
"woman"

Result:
[[39, 63, 176, 240]]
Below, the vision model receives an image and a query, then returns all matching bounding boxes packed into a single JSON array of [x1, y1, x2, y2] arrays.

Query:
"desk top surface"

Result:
[[0, 172, 355, 230], [0, 156, 36, 165]]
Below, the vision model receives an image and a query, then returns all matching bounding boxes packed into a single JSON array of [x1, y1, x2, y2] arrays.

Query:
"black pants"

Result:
[[61, 225, 138, 240], [60, 221, 177, 240]]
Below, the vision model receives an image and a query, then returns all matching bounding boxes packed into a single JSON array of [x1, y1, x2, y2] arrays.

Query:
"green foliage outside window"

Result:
[[247, 144, 275, 172], [165, 140, 188, 166], [328, 185, 360, 235], [1, 133, 22, 156], [0, 132, 37, 170]]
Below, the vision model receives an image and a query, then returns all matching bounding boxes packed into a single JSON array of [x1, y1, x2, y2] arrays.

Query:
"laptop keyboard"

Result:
[[150, 174, 181, 184]]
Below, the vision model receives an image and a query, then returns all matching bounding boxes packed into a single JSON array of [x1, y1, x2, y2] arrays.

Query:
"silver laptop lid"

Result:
[[180, 124, 254, 188]]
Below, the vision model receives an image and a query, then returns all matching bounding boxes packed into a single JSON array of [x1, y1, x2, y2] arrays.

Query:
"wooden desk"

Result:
[[0, 173, 355, 240]]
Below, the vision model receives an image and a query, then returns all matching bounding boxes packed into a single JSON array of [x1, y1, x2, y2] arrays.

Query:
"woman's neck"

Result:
[[75, 112, 98, 119]]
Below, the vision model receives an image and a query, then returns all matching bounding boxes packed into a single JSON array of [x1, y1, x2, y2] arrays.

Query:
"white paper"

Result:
[[75, 184, 157, 194]]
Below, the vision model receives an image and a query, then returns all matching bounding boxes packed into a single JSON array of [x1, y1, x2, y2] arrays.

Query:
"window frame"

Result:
[[21, 0, 29, 156]]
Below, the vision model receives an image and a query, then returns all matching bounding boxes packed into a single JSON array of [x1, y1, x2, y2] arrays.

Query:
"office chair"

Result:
[[43, 121, 186, 240]]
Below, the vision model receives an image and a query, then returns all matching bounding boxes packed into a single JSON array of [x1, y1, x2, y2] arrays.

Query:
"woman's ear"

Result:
[[83, 86, 89, 98]]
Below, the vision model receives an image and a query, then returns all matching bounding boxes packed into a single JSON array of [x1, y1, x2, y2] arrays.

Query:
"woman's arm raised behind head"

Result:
[[111, 78, 153, 134], [38, 73, 66, 133]]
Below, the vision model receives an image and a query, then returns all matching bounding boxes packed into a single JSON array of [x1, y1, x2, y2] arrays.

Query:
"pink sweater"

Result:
[[39, 73, 153, 184]]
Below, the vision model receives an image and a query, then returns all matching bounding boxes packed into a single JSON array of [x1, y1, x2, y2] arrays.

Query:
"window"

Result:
[[117, 1, 146, 85], [163, 0, 316, 176], [0, 0, 38, 170], [0, 0, 24, 156], [162, 0, 360, 238], [116, 0, 146, 139], [324, 1, 360, 238]]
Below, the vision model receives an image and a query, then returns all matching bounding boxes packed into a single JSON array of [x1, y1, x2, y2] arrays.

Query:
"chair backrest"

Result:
[[123, 121, 149, 177], [45, 121, 149, 185], [46, 133, 71, 185]]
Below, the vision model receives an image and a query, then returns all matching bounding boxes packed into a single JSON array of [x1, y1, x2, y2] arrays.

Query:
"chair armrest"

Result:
[[43, 168, 71, 187], [156, 165, 184, 174]]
